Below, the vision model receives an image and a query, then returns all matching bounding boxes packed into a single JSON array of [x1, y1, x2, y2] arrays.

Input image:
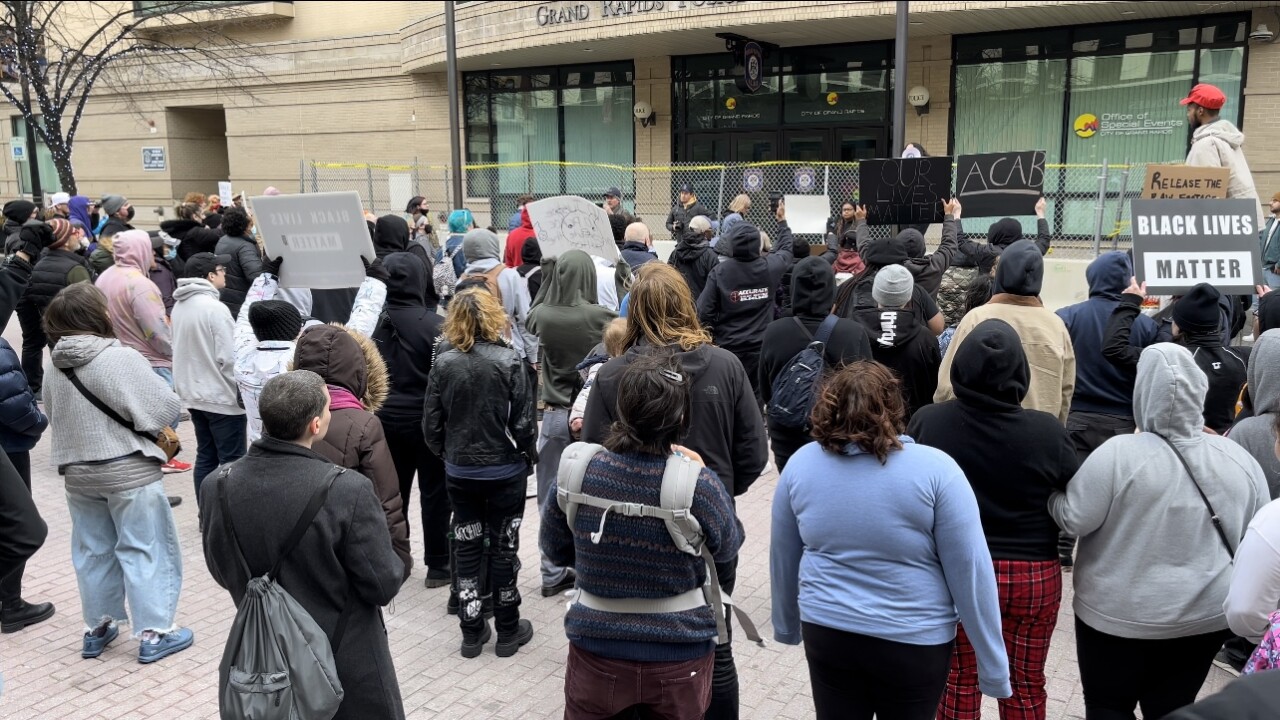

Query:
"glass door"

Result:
[[685, 133, 731, 163], [783, 131, 830, 162], [732, 133, 776, 162], [836, 127, 884, 161]]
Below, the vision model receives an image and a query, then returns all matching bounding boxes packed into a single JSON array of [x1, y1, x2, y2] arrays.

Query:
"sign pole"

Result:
[[1092, 158, 1109, 257], [19, 72, 42, 205], [892, 0, 909, 156], [445, 1, 464, 210]]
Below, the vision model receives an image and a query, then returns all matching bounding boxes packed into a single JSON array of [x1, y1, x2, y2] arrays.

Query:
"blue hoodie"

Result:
[[1056, 252, 1158, 416]]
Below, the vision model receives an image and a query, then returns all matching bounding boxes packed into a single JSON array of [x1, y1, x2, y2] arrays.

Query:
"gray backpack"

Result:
[[216, 466, 349, 720], [556, 442, 762, 646]]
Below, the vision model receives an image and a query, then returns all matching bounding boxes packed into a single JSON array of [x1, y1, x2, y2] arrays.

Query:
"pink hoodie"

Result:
[[95, 230, 173, 368]]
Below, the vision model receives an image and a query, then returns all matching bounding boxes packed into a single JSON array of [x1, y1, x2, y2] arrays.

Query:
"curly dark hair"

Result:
[[963, 273, 993, 316], [809, 361, 905, 464], [221, 206, 251, 237], [605, 353, 691, 456]]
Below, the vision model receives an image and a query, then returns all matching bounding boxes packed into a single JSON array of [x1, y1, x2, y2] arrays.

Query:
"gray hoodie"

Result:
[[1186, 119, 1260, 222], [43, 335, 182, 479], [1228, 329, 1280, 499], [461, 228, 537, 361], [1049, 342, 1269, 639], [172, 277, 244, 416]]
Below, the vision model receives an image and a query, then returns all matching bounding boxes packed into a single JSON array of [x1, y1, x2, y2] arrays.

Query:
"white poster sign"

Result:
[[783, 194, 831, 235], [388, 173, 414, 218], [217, 181, 233, 203], [526, 195, 619, 261], [250, 191, 375, 289]]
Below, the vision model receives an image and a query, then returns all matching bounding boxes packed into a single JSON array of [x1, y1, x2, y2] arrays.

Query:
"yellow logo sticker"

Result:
[[725, 97, 737, 110], [1074, 113, 1099, 138], [826, 92, 839, 106]]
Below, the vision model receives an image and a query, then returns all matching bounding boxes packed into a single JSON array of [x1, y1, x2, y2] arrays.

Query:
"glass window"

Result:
[[563, 85, 634, 195], [954, 29, 1067, 63], [493, 90, 560, 195], [1199, 47, 1245, 126], [716, 75, 781, 128], [1066, 51, 1194, 167], [783, 69, 887, 125], [10, 117, 59, 196]]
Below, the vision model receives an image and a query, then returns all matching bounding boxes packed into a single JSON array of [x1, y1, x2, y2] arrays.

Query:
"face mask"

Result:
[[125, 206, 136, 221], [165, 247, 177, 260]]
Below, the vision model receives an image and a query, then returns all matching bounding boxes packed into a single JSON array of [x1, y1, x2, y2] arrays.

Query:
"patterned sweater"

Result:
[[539, 449, 744, 661]]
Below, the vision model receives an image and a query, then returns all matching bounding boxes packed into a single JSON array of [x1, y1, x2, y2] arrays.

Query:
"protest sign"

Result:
[[251, 191, 376, 289], [1139, 165, 1229, 200], [783, 194, 830, 235], [217, 181, 232, 203], [955, 150, 1045, 217], [858, 157, 952, 225], [1131, 198, 1261, 295], [526, 195, 619, 261]]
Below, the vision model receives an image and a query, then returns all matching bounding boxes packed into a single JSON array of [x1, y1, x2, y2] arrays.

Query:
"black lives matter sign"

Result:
[[1131, 198, 1262, 295], [858, 157, 953, 226]]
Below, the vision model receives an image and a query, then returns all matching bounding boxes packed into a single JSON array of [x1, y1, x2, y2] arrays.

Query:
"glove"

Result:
[[263, 255, 283, 278], [363, 256, 390, 282], [6, 221, 54, 259]]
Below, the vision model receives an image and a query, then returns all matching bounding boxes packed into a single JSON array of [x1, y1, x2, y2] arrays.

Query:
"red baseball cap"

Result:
[[1180, 83, 1226, 110]]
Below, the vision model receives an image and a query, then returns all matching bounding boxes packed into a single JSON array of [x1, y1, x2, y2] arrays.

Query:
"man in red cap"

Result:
[[1182, 82, 1260, 220]]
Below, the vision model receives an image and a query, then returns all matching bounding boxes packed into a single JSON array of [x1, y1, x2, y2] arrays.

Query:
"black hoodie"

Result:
[[908, 319, 1079, 561], [834, 236, 939, 324], [852, 304, 941, 418], [516, 236, 544, 300], [373, 252, 443, 426], [957, 216, 1051, 275], [374, 214, 435, 284], [759, 258, 874, 467], [582, 341, 767, 499], [696, 220, 795, 352], [669, 231, 718, 299]]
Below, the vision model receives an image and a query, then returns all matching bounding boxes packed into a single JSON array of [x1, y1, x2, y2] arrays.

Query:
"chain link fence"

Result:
[[300, 159, 1148, 261]]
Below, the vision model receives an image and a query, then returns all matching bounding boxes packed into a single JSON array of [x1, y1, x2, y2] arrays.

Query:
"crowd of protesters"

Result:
[[1, 82, 1279, 720]]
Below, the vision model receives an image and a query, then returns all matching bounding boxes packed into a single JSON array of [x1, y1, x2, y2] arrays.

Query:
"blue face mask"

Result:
[[165, 247, 177, 260]]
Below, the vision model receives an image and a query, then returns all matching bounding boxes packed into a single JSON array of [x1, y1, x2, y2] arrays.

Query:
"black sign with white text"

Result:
[[955, 150, 1045, 217], [1131, 198, 1262, 295], [858, 157, 953, 225]]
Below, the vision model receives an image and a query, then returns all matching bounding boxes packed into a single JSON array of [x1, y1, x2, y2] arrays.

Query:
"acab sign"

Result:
[[537, 0, 742, 26]]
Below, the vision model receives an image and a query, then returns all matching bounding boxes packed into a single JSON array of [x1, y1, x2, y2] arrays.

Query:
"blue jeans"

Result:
[[189, 410, 247, 503], [66, 479, 182, 635], [151, 367, 180, 430]]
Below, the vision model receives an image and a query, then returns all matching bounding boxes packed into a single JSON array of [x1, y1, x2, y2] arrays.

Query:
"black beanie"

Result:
[[2, 200, 36, 226], [1172, 283, 1221, 335], [249, 300, 303, 342]]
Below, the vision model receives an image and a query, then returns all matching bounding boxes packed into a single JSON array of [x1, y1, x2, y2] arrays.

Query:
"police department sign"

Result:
[[1131, 198, 1262, 295]]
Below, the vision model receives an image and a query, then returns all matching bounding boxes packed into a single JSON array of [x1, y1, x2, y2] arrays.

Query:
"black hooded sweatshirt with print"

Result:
[[696, 220, 795, 352], [852, 301, 942, 419], [908, 318, 1079, 561]]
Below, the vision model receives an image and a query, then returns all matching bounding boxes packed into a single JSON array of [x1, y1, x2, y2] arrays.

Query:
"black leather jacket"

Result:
[[423, 339, 538, 468]]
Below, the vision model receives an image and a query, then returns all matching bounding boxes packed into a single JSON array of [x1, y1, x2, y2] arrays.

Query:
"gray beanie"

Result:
[[872, 264, 914, 308], [100, 194, 127, 216]]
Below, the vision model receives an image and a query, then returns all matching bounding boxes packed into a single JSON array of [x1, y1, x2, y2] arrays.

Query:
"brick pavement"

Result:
[[0, 417, 1236, 719]]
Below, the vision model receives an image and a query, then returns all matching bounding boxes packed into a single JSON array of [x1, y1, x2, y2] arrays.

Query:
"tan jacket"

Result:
[[934, 295, 1076, 424]]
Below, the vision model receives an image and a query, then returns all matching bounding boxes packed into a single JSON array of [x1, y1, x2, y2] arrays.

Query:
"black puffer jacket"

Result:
[[373, 253, 442, 426], [696, 220, 796, 352], [423, 339, 538, 468], [215, 233, 264, 315], [25, 249, 93, 314]]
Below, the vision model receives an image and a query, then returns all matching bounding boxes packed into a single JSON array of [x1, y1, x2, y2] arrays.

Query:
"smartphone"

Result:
[[768, 192, 782, 214]]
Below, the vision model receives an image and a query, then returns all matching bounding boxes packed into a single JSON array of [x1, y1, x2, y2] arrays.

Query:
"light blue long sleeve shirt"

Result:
[[770, 438, 1012, 699]]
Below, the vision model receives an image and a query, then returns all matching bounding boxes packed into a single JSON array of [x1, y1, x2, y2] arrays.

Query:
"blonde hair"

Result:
[[603, 317, 629, 357], [729, 193, 751, 214], [444, 288, 509, 352], [624, 264, 711, 351]]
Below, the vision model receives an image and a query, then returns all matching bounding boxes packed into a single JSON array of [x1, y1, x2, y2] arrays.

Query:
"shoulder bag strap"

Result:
[[61, 367, 155, 443], [1155, 434, 1235, 559], [216, 467, 252, 580], [814, 314, 840, 346], [791, 317, 814, 342], [269, 466, 345, 579]]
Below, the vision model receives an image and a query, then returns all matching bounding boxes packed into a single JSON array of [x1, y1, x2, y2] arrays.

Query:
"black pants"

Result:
[[0, 451, 32, 604], [446, 474, 525, 638], [385, 426, 449, 570], [16, 301, 44, 395], [730, 347, 762, 403], [704, 558, 740, 720], [189, 409, 247, 504], [1075, 617, 1230, 719], [801, 621, 953, 720], [1061, 412, 1136, 559]]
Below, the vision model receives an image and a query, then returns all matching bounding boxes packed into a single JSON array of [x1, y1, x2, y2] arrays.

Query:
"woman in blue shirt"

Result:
[[770, 360, 1011, 720]]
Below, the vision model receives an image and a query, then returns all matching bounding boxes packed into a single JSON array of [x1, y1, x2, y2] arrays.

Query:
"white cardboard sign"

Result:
[[217, 181, 233, 203], [250, 191, 375, 289], [783, 194, 831, 235], [526, 195, 620, 261]]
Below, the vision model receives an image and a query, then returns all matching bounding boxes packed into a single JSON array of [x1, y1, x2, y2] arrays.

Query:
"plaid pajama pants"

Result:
[[937, 559, 1063, 720]]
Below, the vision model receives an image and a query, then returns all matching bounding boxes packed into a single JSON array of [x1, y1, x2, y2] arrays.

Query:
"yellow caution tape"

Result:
[[309, 161, 1132, 172]]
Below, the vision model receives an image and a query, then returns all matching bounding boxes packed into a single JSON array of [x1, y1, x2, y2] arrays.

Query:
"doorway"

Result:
[[165, 106, 229, 202]]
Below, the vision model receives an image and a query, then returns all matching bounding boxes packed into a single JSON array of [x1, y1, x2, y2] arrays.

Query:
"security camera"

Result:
[[633, 100, 656, 128], [1250, 23, 1275, 43]]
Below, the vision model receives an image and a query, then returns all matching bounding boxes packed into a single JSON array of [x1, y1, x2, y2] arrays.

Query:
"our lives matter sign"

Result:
[[859, 157, 953, 225], [251, 191, 376, 289], [1131, 198, 1261, 295], [955, 150, 1045, 217]]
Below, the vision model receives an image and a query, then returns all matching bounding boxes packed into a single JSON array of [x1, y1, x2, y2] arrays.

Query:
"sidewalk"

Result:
[[0, 421, 1235, 719]]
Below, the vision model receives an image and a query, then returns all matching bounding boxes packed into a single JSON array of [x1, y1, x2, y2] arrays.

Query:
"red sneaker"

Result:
[[161, 458, 192, 474]]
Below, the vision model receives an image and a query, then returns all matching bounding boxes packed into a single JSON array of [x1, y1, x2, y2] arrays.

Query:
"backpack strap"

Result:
[[556, 442, 606, 532], [814, 314, 839, 346], [791, 317, 814, 342], [270, 466, 346, 580]]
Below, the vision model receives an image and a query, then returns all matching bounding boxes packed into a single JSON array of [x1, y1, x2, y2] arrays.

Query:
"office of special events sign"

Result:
[[1131, 198, 1262, 296], [1073, 112, 1182, 139], [536, 0, 744, 25]]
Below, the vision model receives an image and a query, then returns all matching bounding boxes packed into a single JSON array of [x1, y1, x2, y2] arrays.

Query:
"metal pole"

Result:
[[19, 74, 42, 205], [298, 159, 304, 194], [445, 2, 464, 209], [1092, 158, 1110, 257], [716, 167, 726, 224], [366, 166, 375, 213], [310, 162, 318, 193], [891, 0, 909, 155], [1111, 158, 1131, 252]]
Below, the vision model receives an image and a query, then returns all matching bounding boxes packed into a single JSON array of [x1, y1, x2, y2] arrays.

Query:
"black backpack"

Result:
[[768, 315, 839, 430]]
